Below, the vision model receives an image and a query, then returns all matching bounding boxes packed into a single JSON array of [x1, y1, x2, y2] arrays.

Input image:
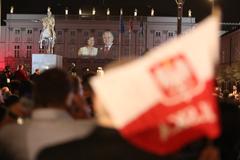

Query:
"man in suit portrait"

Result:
[[78, 37, 98, 57], [99, 31, 117, 59]]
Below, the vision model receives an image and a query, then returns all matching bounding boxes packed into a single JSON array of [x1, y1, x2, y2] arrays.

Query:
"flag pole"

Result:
[[119, 19, 121, 61], [175, 0, 185, 35], [129, 30, 131, 58], [118, 9, 123, 61], [128, 18, 133, 58], [139, 17, 144, 56]]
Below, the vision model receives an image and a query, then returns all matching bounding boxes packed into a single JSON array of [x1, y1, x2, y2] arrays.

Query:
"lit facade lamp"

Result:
[[107, 8, 110, 16], [151, 8, 154, 16], [10, 6, 14, 14], [79, 8, 82, 15], [188, 9, 192, 17], [92, 7, 96, 15], [97, 67, 104, 76], [120, 8, 123, 15], [47, 7, 51, 12], [65, 8, 69, 15], [134, 8, 137, 17]]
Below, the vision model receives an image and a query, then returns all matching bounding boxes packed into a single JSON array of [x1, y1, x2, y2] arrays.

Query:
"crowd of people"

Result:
[[0, 63, 239, 160], [0, 64, 96, 159]]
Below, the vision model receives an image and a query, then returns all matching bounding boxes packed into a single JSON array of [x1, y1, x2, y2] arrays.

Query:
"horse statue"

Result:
[[39, 9, 56, 54]]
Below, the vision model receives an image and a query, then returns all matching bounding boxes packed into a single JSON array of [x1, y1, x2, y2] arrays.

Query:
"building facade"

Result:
[[0, 14, 195, 70], [220, 29, 240, 65]]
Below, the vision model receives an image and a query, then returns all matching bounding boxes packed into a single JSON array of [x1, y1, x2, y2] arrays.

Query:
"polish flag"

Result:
[[91, 13, 221, 155]]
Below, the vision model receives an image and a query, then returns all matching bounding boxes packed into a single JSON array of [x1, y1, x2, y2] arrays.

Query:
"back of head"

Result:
[[18, 64, 24, 70], [4, 95, 19, 108], [33, 68, 73, 108]]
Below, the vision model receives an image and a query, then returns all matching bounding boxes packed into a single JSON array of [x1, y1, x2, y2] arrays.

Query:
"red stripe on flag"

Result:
[[120, 80, 221, 155]]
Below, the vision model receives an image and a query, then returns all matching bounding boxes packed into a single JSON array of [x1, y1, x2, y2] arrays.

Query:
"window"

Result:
[[70, 31, 75, 36], [57, 31, 62, 36], [98, 32, 102, 37], [26, 45, 32, 58], [15, 29, 20, 35], [155, 31, 161, 37], [83, 31, 89, 37], [14, 45, 20, 58], [168, 32, 174, 37], [168, 31, 176, 38], [27, 30, 32, 34], [221, 51, 225, 64]]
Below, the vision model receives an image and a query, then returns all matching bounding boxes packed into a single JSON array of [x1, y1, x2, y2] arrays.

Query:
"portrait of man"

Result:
[[99, 31, 117, 58], [78, 37, 98, 57]]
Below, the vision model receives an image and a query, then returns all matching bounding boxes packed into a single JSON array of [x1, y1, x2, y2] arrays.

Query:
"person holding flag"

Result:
[[36, 9, 238, 160]]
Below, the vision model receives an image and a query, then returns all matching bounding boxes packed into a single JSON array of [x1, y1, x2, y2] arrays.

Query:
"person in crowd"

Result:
[[30, 69, 40, 82], [67, 75, 92, 119], [69, 63, 77, 76], [0, 68, 95, 160], [99, 31, 117, 58], [0, 106, 6, 128], [213, 86, 223, 98], [229, 85, 239, 99], [0, 89, 6, 126], [37, 90, 221, 160], [81, 71, 96, 117], [78, 37, 98, 57], [0, 66, 13, 88], [0, 95, 23, 125], [0, 80, 33, 123], [8, 80, 21, 97], [1, 87, 12, 101], [37, 61, 221, 160], [216, 98, 240, 160], [13, 64, 29, 82]]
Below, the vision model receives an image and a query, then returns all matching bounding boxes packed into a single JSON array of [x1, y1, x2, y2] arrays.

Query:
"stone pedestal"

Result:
[[32, 54, 63, 74]]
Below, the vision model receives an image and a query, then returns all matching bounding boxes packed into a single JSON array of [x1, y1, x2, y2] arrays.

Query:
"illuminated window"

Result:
[[26, 45, 32, 58], [14, 45, 20, 58]]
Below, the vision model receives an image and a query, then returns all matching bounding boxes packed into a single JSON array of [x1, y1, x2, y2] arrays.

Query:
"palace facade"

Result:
[[0, 14, 195, 70]]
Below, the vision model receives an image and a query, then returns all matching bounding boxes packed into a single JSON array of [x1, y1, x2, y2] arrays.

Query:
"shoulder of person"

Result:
[[80, 47, 87, 52], [81, 47, 86, 49]]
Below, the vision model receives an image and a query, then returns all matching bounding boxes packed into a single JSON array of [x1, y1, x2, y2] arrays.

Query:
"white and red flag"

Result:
[[91, 13, 221, 155]]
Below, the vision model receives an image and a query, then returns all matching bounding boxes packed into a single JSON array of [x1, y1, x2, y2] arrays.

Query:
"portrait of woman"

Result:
[[78, 37, 98, 57]]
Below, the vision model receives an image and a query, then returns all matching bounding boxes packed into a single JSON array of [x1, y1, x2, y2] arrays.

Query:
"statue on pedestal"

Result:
[[39, 7, 56, 54]]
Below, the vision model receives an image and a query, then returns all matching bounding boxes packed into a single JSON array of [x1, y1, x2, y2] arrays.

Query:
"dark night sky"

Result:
[[2, 0, 240, 23]]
